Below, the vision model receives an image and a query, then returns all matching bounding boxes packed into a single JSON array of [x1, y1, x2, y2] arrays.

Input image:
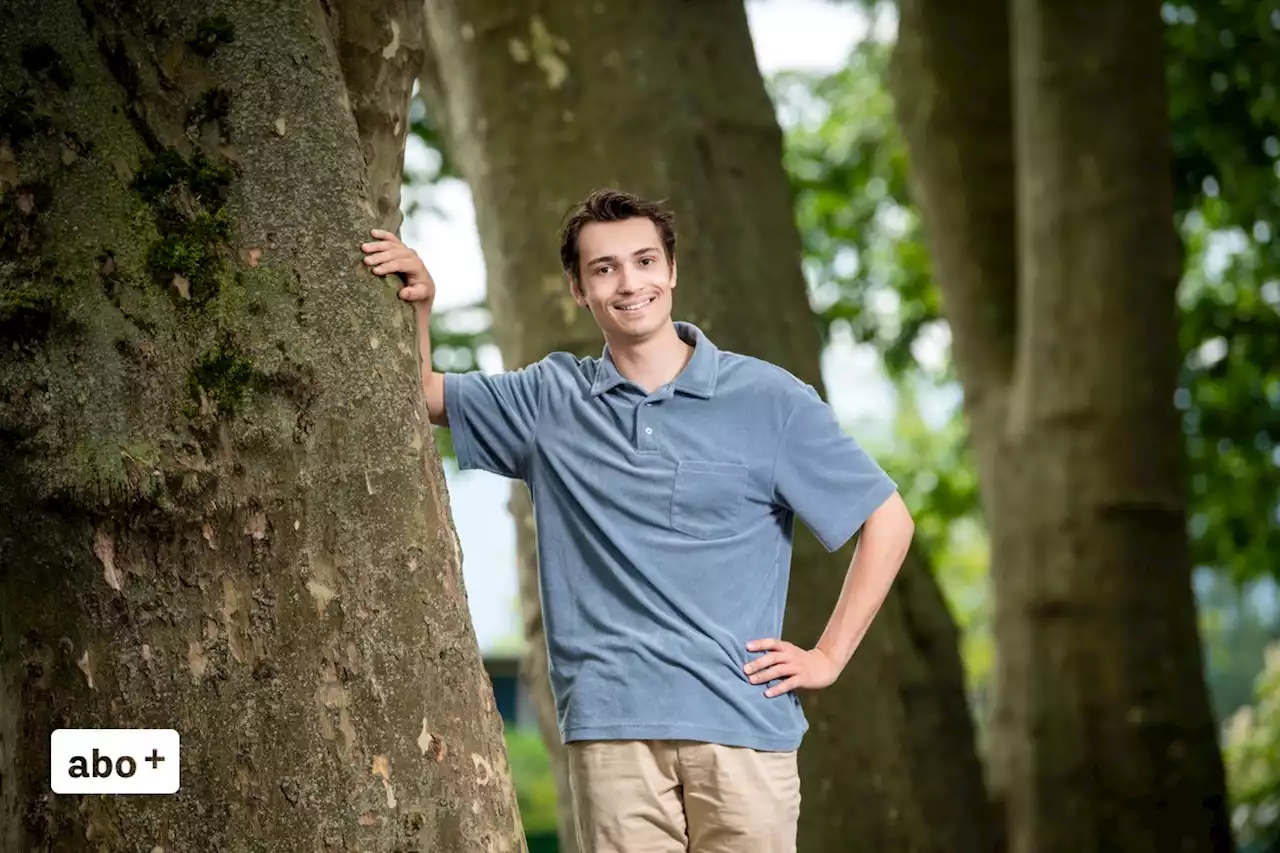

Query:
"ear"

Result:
[[670, 260, 678, 290], [569, 276, 587, 307]]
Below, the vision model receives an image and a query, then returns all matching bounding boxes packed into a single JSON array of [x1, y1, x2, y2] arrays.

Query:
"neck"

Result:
[[605, 322, 693, 393]]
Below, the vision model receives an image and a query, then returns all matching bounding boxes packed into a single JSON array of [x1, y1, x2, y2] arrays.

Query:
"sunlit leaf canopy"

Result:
[[1165, 0, 1280, 581]]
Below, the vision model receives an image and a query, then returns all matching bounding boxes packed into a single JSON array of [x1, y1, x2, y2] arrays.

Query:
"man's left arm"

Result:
[[744, 386, 915, 697], [745, 492, 914, 696]]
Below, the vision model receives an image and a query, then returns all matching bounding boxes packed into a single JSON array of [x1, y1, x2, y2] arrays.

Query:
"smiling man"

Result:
[[360, 189, 914, 853]]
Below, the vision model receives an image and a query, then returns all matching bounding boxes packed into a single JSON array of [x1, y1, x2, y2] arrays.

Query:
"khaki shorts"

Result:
[[566, 740, 801, 853]]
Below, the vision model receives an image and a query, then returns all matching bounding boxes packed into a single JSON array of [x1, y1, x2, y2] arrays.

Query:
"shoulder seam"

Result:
[[526, 360, 547, 480], [725, 352, 808, 387]]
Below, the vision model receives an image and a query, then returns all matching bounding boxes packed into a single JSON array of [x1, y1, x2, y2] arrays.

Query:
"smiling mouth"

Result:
[[615, 296, 656, 313]]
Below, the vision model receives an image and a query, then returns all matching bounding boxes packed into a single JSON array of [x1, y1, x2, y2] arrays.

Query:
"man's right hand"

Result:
[[362, 229, 436, 308], [363, 229, 448, 424]]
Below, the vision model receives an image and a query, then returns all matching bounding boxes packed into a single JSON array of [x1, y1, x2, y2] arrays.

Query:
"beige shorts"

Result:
[[566, 739, 801, 853]]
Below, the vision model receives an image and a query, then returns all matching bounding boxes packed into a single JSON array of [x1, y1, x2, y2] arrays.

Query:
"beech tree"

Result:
[[422, 2, 994, 851], [0, 1, 523, 849]]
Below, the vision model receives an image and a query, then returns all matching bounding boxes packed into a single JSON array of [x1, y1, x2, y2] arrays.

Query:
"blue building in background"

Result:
[[483, 651, 535, 728]]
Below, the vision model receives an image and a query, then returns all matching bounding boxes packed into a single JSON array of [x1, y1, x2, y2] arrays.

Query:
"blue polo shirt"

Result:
[[443, 322, 897, 751]]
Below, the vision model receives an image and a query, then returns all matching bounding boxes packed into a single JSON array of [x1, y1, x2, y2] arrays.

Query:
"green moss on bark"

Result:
[[1, 182, 52, 259], [20, 44, 72, 90], [0, 286, 53, 349], [133, 150, 234, 305], [0, 89, 51, 150], [146, 209, 231, 303], [189, 16, 236, 57], [187, 340, 254, 417], [187, 88, 231, 129], [133, 150, 232, 209]]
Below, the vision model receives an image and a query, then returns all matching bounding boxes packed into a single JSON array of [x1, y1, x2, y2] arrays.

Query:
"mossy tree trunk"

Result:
[[0, 1, 524, 850], [891, 1, 1233, 851], [423, 3, 996, 851]]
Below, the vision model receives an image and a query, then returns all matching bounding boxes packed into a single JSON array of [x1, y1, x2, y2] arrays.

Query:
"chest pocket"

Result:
[[670, 460, 749, 539]]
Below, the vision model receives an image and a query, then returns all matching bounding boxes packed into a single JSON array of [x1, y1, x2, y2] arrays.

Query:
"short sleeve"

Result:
[[443, 362, 544, 480], [771, 386, 898, 552]]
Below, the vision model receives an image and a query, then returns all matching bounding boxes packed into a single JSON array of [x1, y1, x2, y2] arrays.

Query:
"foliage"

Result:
[[407, 94, 460, 185], [402, 96, 461, 222], [505, 726, 561, 837], [1164, 0, 1280, 225], [1198, 571, 1280, 722], [1178, 212, 1280, 582], [1165, 0, 1280, 582], [862, 377, 993, 707], [1223, 641, 1280, 852], [773, 41, 940, 379], [408, 4, 1280, 697]]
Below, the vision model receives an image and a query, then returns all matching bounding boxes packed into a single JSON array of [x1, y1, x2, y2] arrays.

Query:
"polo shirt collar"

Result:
[[590, 321, 720, 399]]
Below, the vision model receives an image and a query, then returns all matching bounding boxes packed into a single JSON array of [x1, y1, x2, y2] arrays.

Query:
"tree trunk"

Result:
[[0, 2, 524, 850], [891, 1, 1233, 851], [887, 2, 1020, 846], [423, 3, 995, 851]]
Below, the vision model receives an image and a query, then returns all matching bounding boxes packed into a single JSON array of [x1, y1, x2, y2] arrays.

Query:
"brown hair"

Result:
[[559, 189, 677, 284]]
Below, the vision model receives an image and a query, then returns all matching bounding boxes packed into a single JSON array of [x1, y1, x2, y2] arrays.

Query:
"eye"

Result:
[[594, 265, 613, 276], [639, 257, 654, 267]]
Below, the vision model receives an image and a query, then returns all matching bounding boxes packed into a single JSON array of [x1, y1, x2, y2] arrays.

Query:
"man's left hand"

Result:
[[743, 639, 839, 698]]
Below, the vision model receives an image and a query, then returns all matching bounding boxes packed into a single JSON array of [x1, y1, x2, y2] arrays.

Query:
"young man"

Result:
[[361, 190, 914, 853]]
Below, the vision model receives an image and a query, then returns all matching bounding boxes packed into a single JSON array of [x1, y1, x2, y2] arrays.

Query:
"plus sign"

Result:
[[145, 748, 165, 770]]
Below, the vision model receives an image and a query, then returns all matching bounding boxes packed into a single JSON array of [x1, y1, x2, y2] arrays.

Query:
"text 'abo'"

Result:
[[51, 729, 181, 795]]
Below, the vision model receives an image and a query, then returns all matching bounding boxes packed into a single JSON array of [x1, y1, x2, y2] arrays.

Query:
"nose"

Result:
[[616, 265, 639, 293]]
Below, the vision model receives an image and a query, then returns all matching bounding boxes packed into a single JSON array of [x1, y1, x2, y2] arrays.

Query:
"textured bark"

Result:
[[887, 2, 1020, 845], [0, 1, 522, 850], [327, 0, 424, 230], [891, 1, 1232, 851], [424, 3, 994, 851]]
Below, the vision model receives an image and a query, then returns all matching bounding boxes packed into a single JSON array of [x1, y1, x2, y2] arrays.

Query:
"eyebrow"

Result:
[[586, 247, 660, 268]]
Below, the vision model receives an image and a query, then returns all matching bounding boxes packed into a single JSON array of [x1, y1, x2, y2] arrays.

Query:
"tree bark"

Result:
[[424, 3, 995, 851], [0, 1, 523, 850], [888, 1, 1020, 845], [326, 0, 423, 231], [891, 1, 1233, 851]]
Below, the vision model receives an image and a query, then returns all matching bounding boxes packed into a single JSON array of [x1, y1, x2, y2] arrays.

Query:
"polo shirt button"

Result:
[[645, 427, 653, 435]]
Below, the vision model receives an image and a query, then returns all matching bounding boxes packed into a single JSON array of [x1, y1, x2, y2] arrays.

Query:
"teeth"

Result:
[[617, 297, 654, 312]]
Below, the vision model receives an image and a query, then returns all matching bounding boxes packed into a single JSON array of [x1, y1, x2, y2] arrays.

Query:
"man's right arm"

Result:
[[361, 228, 448, 425], [362, 229, 543, 479], [414, 302, 448, 426]]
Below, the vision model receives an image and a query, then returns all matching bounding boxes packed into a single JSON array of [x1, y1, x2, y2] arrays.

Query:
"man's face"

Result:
[[572, 218, 676, 342]]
